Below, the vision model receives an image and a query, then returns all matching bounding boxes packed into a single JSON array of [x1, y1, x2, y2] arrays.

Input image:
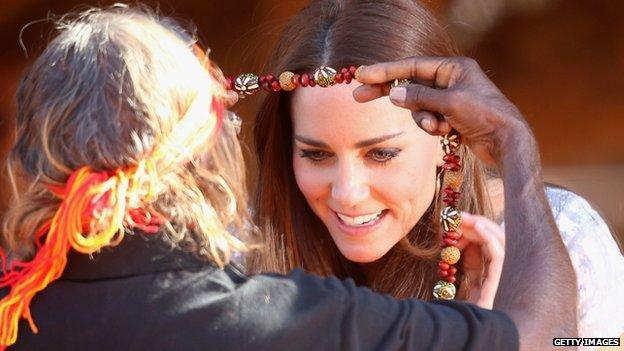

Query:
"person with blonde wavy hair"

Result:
[[0, 4, 562, 351], [0, 5, 251, 348]]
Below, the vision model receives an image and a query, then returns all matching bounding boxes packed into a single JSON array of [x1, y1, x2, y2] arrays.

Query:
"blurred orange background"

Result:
[[0, 0, 622, 244]]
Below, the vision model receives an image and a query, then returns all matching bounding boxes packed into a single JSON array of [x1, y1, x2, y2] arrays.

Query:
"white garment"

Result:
[[544, 187, 624, 344]]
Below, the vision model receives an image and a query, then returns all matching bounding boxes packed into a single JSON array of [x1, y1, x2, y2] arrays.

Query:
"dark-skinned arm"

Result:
[[353, 56, 578, 350]]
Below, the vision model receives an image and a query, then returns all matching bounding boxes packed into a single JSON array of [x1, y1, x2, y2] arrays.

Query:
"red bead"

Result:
[[344, 72, 352, 84], [259, 76, 266, 84], [266, 74, 275, 82], [448, 266, 457, 275], [443, 200, 457, 207], [438, 269, 448, 277], [261, 81, 271, 91], [443, 162, 460, 171], [349, 66, 357, 74], [309, 78, 316, 87], [341, 67, 349, 74], [445, 232, 461, 240], [438, 262, 450, 270], [446, 276, 456, 284], [271, 81, 281, 92], [292, 74, 300, 86], [300, 73, 309, 87], [443, 238, 458, 246], [443, 154, 460, 163], [443, 188, 461, 205], [334, 73, 344, 84]]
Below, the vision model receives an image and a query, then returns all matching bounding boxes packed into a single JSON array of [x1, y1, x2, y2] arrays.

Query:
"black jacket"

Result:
[[3, 234, 518, 350]]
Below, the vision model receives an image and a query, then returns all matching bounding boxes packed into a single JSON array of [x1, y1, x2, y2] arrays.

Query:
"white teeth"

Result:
[[337, 211, 383, 226]]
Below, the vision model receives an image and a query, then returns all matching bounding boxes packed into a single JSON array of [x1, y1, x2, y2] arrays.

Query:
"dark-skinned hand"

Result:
[[353, 56, 530, 166]]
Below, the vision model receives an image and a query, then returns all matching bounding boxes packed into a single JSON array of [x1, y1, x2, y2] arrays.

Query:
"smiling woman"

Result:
[[251, 0, 494, 300], [291, 83, 441, 263], [250, 0, 624, 342]]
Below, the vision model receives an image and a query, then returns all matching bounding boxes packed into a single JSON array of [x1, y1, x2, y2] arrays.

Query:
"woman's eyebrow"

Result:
[[294, 135, 329, 148], [354, 132, 404, 148], [294, 132, 404, 149]]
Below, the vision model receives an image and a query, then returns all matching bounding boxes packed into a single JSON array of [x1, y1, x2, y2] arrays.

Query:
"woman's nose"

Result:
[[330, 162, 370, 209]]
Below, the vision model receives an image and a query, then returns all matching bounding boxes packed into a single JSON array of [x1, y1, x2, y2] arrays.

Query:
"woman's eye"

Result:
[[367, 148, 401, 164], [299, 150, 332, 162]]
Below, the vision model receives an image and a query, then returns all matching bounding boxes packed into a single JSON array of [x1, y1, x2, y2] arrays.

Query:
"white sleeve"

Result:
[[546, 187, 624, 342]]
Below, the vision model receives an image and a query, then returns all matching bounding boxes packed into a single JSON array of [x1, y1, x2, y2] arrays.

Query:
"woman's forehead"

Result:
[[291, 83, 415, 138]]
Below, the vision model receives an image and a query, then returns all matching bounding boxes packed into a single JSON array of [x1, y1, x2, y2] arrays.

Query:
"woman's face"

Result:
[[292, 83, 442, 263]]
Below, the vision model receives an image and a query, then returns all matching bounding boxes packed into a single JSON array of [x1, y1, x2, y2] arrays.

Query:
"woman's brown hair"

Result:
[[252, 0, 492, 299]]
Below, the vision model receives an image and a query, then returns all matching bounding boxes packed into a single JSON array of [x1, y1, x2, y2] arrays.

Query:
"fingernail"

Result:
[[422, 118, 433, 131], [389, 87, 406, 104], [354, 65, 367, 81]]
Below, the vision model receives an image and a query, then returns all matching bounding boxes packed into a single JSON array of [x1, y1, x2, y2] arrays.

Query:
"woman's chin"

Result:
[[339, 246, 389, 263]]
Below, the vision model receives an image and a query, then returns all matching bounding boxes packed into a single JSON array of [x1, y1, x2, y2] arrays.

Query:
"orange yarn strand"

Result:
[[0, 165, 159, 349], [0, 58, 225, 348]]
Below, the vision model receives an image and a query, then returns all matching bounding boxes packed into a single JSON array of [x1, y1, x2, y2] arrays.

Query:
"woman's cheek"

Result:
[[374, 161, 436, 233], [293, 159, 324, 200]]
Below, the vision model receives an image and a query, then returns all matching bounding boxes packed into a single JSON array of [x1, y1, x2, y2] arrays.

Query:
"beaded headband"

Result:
[[226, 65, 465, 301], [225, 65, 365, 95]]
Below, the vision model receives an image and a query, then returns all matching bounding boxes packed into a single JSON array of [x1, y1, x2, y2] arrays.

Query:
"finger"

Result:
[[476, 217, 505, 247], [456, 213, 504, 258], [472, 218, 505, 262], [352, 78, 436, 103], [467, 212, 504, 245], [459, 239, 485, 272], [352, 83, 389, 103], [412, 111, 451, 136], [412, 111, 438, 134], [454, 212, 480, 251], [459, 211, 478, 227], [437, 119, 452, 135], [460, 214, 504, 309], [474, 220, 504, 308], [389, 84, 454, 117], [477, 258, 502, 309], [357, 56, 450, 86]]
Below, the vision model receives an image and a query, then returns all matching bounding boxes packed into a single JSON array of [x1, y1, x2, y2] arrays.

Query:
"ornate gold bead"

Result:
[[279, 71, 296, 91], [433, 280, 456, 300], [441, 131, 461, 155], [234, 73, 260, 95], [443, 171, 463, 189], [441, 246, 461, 265], [440, 206, 461, 232], [313, 66, 337, 87], [391, 78, 413, 88], [354, 65, 366, 81]]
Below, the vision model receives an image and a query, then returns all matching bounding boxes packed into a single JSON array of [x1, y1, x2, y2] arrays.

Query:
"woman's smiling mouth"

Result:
[[333, 209, 388, 236]]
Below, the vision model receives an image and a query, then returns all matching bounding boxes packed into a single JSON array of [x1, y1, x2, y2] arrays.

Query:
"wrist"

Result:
[[492, 119, 537, 166], [495, 122, 548, 197]]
